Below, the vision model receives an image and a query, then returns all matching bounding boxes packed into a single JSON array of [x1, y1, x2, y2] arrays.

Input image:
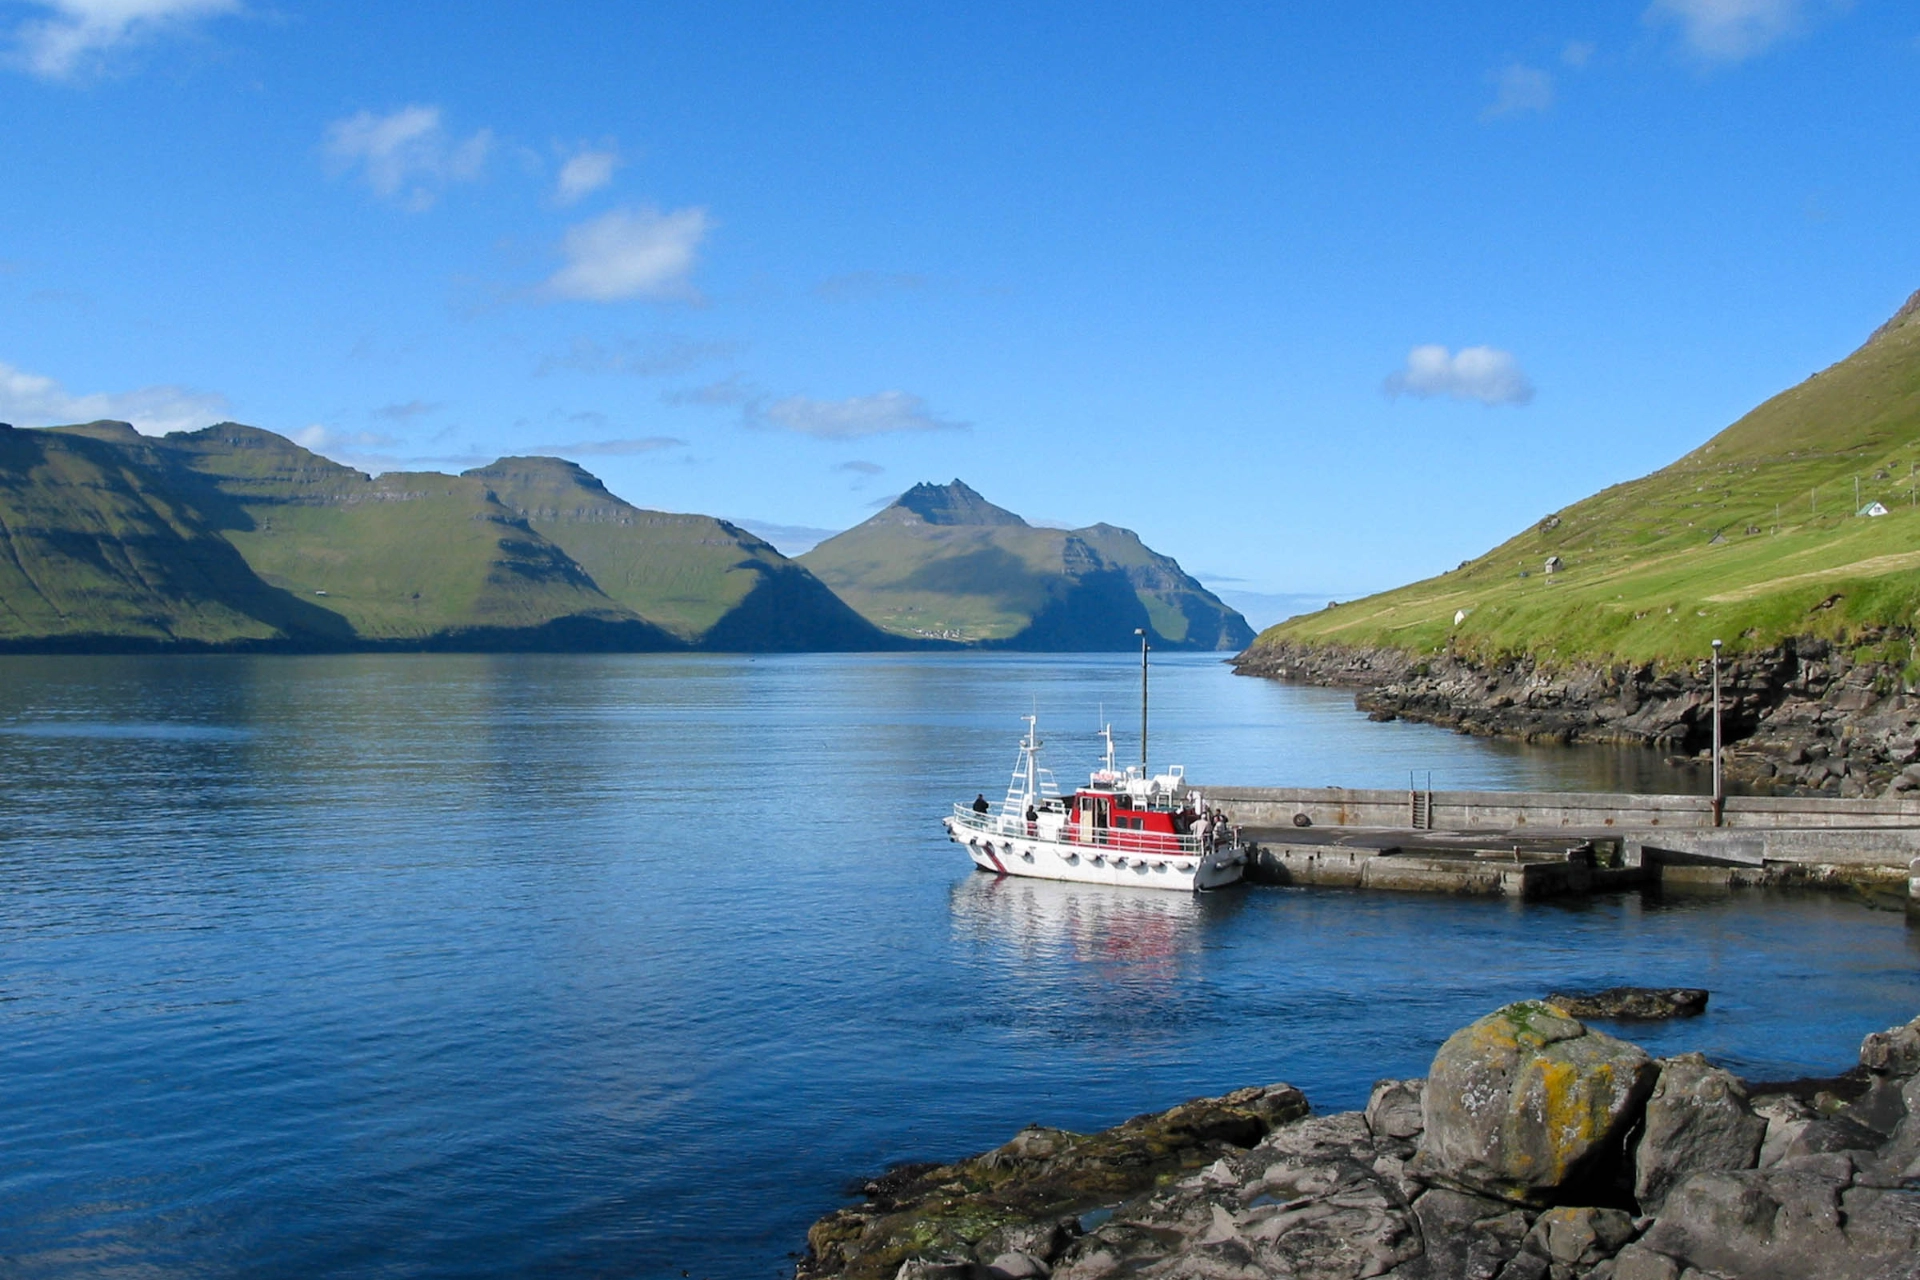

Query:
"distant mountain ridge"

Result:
[[800, 480, 1253, 650], [0, 428, 1245, 655], [0, 421, 894, 653]]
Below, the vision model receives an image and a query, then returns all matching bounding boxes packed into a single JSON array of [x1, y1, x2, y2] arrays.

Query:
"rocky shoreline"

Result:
[[799, 1000, 1920, 1279], [1232, 632, 1920, 799]]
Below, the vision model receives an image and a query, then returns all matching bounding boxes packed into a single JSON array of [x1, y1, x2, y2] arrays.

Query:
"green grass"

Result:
[[0, 424, 325, 644], [1252, 292, 1920, 667], [800, 494, 1252, 649], [466, 458, 773, 640], [157, 429, 627, 640]]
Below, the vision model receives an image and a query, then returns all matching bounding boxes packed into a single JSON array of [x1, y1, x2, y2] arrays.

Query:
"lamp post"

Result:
[[1133, 627, 1150, 769], [1711, 638, 1724, 826]]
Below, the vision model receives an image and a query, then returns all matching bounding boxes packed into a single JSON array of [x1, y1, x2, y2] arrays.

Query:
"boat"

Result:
[[942, 715, 1247, 891]]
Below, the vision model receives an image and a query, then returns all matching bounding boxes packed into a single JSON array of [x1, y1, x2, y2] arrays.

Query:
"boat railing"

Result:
[[949, 804, 1216, 856]]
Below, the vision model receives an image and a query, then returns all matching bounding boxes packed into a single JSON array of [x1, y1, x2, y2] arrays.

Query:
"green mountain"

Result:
[[0, 420, 352, 648], [799, 480, 1253, 650], [0, 421, 890, 652], [463, 456, 885, 650], [1241, 288, 1920, 669]]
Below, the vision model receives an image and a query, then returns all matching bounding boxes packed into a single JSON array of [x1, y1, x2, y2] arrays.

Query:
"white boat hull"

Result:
[[942, 815, 1245, 891]]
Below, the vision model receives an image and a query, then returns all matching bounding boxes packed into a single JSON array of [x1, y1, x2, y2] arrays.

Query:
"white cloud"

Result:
[[1647, 0, 1808, 61], [1481, 63, 1554, 119], [324, 105, 492, 211], [554, 148, 619, 205], [757, 391, 966, 440], [0, 359, 228, 433], [9, 0, 238, 79], [544, 206, 711, 303], [1384, 345, 1535, 407]]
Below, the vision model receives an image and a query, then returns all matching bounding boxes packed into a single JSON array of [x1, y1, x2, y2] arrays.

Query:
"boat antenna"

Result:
[[1022, 713, 1040, 804], [1133, 628, 1149, 769]]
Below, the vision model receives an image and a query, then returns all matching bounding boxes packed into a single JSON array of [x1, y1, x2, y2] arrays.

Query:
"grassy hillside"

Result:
[[800, 480, 1253, 650], [2, 421, 872, 652], [151, 427, 642, 641], [466, 457, 892, 649], [0, 423, 350, 646], [1250, 290, 1920, 668]]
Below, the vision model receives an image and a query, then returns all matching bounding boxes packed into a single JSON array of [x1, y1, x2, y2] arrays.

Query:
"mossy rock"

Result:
[[1419, 1001, 1657, 1205], [797, 1083, 1308, 1279]]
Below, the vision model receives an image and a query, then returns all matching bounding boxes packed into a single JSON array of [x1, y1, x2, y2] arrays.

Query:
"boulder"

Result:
[[1637, 1166, 1920, 1280], [1420, 1002, 1658, 1204], [1407, 1187, 1533, 1280], [1859, 1014, 1920, 1079], [1518, 1204, 1637, 1268], [981, 1252, 1050, 1279], [1052, 1112, 1424, 1279], [1546, 989, 1709, 1022], [1366, 1079, 1427, 1142], [1608, 1242, 1681, 1280], [1633, 1054, 1766, 1214], [1771, 1115, 1884, 1164]]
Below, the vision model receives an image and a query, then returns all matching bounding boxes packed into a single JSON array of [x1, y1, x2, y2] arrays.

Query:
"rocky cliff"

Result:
[[801, 1001, 1920, 1280], [1233, 630, 1920, 798]]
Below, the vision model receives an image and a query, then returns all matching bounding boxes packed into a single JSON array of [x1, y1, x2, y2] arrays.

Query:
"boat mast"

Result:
[[1023, 714, 1039, 803], [1133, 627, 1149, 769]]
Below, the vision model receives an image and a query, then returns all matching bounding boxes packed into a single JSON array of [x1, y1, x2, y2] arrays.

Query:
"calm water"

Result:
[[0, 653, 1915, 1279]]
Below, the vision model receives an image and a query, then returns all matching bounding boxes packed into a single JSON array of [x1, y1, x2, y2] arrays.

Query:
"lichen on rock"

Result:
[[798, 1006, 1920, 1280], [1418, 1002, 1656, 1205]]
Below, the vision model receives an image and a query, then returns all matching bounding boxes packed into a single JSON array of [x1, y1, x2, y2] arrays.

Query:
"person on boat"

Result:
[[1200, 812, 1215, 853], [1024, 803, 1037, 834], [972, 793, 991, 815]]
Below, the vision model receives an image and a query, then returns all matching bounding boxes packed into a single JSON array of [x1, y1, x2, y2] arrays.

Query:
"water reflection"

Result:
[[948, 872, 1217, 989]]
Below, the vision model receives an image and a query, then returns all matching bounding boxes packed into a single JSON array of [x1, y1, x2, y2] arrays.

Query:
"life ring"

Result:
[[1292, 813, 1312, 828]]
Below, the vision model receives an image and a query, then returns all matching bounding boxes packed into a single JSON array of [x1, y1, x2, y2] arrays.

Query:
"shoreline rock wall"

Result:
[[1232, 632, 1920, 799], [800, 1003, 1920, 1280]]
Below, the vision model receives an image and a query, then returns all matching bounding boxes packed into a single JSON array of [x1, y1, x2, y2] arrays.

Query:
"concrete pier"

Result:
[[1210, 785, 1920, 902]]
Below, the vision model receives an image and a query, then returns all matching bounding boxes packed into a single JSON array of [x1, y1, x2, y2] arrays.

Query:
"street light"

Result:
[[1711, 638, 1724, 826], [1134, 628, 1150, 769]]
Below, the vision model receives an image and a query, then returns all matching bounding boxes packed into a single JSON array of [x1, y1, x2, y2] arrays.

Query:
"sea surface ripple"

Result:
[[1, 653, 1915, 1278]]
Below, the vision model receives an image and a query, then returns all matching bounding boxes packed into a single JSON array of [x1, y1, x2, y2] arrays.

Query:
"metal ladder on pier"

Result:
[[1409, 772, 1434, 830]]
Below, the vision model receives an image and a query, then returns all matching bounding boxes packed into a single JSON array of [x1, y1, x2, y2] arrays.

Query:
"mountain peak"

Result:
[[465, 456, 610, 494], [891, 479, 1027, 527], [1867, 287, 1920, 346], [42, 420, 144, 444]]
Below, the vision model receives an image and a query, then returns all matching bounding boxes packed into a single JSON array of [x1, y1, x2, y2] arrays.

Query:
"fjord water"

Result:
[[2, 654, 1916, 1279]]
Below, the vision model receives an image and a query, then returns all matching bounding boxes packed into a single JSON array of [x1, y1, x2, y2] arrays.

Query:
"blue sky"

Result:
[[2, 1, 1917, 623]]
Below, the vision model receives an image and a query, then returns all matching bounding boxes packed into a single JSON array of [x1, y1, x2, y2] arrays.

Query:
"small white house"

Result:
[[1860, 501, 1890, 517], [1544, 555, 1562, 575]]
